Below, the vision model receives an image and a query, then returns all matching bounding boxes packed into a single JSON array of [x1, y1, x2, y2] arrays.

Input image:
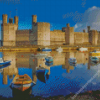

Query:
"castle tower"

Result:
[[88, 26, 98, 45], [14, 16, 18, 25], [87, 26, 90, 33], [2, 14, 7, 24], [65, 23, 74, 45], [32, 15, 37, 23], [1, 14, 18, 46]]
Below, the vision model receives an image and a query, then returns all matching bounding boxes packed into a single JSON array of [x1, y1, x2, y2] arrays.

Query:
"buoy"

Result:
[[16, 59, 17, 61], [33, 59, 35, 62]]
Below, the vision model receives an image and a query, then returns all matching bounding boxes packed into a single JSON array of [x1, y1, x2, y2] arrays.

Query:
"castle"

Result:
[[1, 14, 100, 47]]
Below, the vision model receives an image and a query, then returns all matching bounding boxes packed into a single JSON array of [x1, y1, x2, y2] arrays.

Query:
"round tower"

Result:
[[14, 16, 18, 24], [2, 14, 7, 24], [32, 15, 37, 23]]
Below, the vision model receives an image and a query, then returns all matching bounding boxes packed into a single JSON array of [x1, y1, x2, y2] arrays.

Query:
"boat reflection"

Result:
[[10, 74, 35, 92], [11, 86, 32, 99], [36, 71, 49, 83]]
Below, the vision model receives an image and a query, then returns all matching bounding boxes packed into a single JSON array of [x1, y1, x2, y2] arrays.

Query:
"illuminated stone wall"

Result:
[[2, 14, 18, 46], [50, 30, 65, 45]]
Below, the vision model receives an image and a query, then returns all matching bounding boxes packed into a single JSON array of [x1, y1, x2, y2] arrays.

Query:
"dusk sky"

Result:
[[0, 0, 100, 39]]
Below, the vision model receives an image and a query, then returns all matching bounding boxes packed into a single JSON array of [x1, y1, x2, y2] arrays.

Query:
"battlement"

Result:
[[2, 14, 18, 25], [9, 18, 13, 23], [2, 14, 7, 24], [52, 30, 64, 33], [16, 30, 30, 34]]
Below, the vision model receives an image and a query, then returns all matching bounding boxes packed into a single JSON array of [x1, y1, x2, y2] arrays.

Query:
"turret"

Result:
[[2, 14, 7, 24], [66, 23, 70, 27], [32, 15, 37, 23], [83, 29, 85, 33], [87, 26, 90, 33], [65, 23, 74, 45], [14, 16, 18, 24], [9, 18, 13, 24]]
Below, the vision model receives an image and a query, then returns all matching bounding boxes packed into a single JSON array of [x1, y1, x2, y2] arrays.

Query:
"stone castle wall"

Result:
[[16, 30, 30, 46], [74, 32, 89, 44], [37, 22, 50, 46], [50, 30, 65, 45]]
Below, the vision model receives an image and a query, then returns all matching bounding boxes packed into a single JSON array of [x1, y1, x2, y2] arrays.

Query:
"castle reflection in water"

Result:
[[2, 51, 96, 85]]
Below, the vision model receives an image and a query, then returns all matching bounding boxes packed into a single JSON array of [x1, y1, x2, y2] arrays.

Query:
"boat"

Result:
[[0, 58, 11, 66], [78, 47, 88, 51], [36, 66, 49, 76], [10, 74, 35, 91], [90, 57, 99, 62], [68, 58, 77, 64], [90, 50, 100, 57], [56, 47, 63, 52], [42, 47, 52, 52], [45, 56, 53, 63], [45, 61, 53, 66]]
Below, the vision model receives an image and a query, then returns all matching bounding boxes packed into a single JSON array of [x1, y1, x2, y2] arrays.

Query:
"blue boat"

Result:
[[0, 58, 11, 66], [45, 56, 53, 63], [42, 47, 52, 52], [90, 57, 99, 62], [0, 63, 11, 69], [36, 68, 49, 76], [45, 61, 53, 66]]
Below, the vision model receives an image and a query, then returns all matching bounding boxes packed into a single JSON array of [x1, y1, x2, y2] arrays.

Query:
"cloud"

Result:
[[74, 6, 100, 32]]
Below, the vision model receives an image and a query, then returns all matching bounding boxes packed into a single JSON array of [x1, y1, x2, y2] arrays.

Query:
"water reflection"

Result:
[[0, 51, 100, 98]]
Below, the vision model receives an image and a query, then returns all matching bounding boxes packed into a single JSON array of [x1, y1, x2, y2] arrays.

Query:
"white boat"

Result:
[[79, 47, 88, 51], [56, 47, 63, 52], [68, 58, 77, 64]]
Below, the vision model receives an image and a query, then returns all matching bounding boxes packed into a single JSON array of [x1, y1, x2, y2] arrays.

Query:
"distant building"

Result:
[[1, 14, 100, 46]]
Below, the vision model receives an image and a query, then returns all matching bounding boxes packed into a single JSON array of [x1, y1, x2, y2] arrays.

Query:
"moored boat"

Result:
[[90, 57, 99, 62], [0, 58, 11, 66], [56, 47, 63, 52], [36, 66, 49, 76], [42, 47, 52, 52], [45, 56, 53, 63], [11, 74, 35, 91], [90, 50, 100, 57], [68, 58, 77, 64], [78, 47, 88, 52]]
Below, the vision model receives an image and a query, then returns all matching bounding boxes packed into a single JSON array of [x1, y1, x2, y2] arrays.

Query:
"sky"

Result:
[[0, 0, 100, 39]]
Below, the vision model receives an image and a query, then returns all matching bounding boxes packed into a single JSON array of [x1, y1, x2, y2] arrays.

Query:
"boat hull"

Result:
[[90, 53, 100, 57], [12, 83, 32, 91], [42, 49, 52, 52], [11, 74, 33, 91], [36, 69, 49, 76], [0, 61, 11, 66]]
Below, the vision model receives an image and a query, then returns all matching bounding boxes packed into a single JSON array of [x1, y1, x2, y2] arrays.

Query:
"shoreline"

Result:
[[0, 45, 100, 52], [0, 89, 99, 100]]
